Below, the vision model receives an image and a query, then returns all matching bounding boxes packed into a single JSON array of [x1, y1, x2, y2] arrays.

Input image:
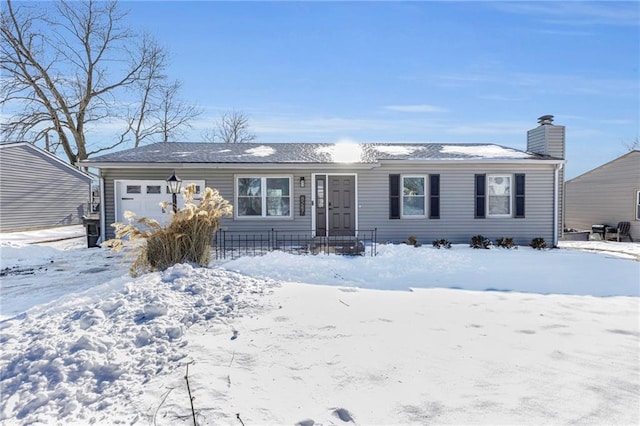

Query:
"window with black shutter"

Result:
[[429, 174, 440, 219], [475, 174, 486, 218], [515, 174, 525, 218], [389, 174, 400, 219]]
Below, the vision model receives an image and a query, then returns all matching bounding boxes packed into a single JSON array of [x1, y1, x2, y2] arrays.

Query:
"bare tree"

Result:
[[123, 42, 201, 146], [154, 80, 201, 143], [124, 37, 168, 148], [126, 72, 202, 146], [1, 0, 199, 164], [201, 128, 217, 143], [205, 110, 256, 144], [622, 137, 639, 152]]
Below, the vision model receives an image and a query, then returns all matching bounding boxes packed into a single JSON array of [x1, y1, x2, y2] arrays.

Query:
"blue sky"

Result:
[[115, 2, 637, 178]]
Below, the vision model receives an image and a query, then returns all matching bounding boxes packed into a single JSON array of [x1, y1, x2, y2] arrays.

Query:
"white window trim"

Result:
[[401, 175, 427, 218], [487, 174, 513, 218], [636, 190, 640, 221], [235, 175, 293, 219]]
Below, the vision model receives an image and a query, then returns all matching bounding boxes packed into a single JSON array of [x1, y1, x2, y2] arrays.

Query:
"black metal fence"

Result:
[[213, 229, 377, 259]]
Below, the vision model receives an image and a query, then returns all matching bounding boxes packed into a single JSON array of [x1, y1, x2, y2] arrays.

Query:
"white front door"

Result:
[[114, 179, 205, 226]]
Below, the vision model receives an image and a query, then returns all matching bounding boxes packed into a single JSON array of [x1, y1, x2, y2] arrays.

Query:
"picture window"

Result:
[[237, 176, 291, 218]]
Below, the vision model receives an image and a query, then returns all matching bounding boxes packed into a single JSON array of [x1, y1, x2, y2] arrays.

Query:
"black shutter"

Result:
[[389, 174, 400, 219], [515, 174, 525, 218], [429, 174, 440, 219], [475, 174, 486, 218]]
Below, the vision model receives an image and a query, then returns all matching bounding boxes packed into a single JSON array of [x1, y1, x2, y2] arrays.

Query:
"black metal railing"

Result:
[[213, 229, 377, 259]]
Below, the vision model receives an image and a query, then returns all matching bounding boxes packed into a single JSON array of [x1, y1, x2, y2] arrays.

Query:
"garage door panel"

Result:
[[115, 179, 205, 227]]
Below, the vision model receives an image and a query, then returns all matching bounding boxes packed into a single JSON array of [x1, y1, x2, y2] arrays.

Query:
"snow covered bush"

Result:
[[432, 239, 452, 249], [470, 235, 491, 249], [405, 235, 422, 247], [496, 237, 517, 249], [530, 237, 547, 250], [107, 184, 232, 276]]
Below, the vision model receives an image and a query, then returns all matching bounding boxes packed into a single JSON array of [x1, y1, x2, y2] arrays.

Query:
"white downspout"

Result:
[[99, 169, 106, 244], [553, 162, 564, 247]]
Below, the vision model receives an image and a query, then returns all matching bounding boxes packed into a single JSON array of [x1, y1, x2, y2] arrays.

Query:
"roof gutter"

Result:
[[79, 158, 565, 169], [378, 158, 565, 166], [78, 162, 382, 170]]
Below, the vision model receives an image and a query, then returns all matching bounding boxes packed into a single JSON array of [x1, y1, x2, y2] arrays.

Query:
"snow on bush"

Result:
[[0, 264, 276, 424]]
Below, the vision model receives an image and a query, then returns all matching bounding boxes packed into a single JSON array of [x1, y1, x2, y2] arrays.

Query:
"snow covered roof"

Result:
[[83, 142, 555, 167]]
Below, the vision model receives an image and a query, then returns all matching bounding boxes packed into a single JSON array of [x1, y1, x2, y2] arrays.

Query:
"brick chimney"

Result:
[[526, 114, 565, 159]]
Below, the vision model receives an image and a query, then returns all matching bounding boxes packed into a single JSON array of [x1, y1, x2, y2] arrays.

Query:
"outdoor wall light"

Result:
[[166, 171, 182, 213], [300, 176, 305, 188]]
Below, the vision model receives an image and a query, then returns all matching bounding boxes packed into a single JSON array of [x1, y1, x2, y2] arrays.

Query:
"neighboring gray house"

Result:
[[565, 150, 639, 241], [81, 116, 566, 246], [0, 142, 92, 232]]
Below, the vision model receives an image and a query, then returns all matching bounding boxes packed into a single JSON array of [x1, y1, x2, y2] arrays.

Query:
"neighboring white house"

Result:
[[0, 142, 92, 232], [565, 150, 639, 241]]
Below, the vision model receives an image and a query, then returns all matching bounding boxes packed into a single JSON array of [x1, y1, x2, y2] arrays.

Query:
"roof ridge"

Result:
[[82, 140, 549, 165]]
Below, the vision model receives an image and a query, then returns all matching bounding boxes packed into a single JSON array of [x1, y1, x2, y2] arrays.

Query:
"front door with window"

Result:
[[315, 175, 355, 236]]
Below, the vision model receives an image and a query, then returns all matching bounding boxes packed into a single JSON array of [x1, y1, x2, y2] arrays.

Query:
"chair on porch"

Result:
[[606, 222, 633, 242]]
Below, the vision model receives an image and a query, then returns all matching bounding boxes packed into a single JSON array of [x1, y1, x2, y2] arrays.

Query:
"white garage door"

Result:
[[115, 179, 206, 226]]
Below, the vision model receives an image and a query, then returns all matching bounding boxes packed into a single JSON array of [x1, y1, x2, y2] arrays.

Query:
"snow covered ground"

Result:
[[0, 225, 638, 425]]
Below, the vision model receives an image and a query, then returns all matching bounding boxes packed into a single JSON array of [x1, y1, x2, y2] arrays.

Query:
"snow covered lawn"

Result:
[[0, 226, 638, 424]]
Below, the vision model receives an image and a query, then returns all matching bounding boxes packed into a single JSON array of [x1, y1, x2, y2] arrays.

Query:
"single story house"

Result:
[[81, 115, 566, 247], [0, 142, 92, 232], [565, 150, 639, 241]]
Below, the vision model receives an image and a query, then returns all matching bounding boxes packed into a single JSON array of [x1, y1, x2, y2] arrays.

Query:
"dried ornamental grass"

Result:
[[106, 184, 232, 277]]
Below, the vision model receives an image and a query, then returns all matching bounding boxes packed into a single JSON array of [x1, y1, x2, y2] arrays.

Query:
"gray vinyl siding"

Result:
[[545, 126, 565, 160], [0, 144, 91, 232], [525, 124, 566, 242], [545, 125, 566, 240], [565, 151, 640, 240], [526, 126, 547, 155], [358, 163, 557, 245], [101, 168, 313, 239], [526, 125, 565, 159], [101, 162, 559, 244]]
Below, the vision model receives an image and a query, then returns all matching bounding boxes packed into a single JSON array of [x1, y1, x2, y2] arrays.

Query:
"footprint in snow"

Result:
[[295, 419, 314, 426], [332, 407, 355, 423]]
